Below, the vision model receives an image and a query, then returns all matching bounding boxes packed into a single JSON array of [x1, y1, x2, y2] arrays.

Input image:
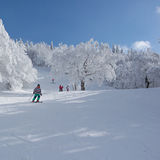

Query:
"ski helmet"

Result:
[[37, 84, 40, 87]]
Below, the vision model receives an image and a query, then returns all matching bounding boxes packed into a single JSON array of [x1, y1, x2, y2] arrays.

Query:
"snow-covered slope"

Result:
[[0, 67, 160, 160]]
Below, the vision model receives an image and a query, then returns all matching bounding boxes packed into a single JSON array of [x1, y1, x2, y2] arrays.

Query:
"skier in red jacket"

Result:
[[59, 85, 63, 92]]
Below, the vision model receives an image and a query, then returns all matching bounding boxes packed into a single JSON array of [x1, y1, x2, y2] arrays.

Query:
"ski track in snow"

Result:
[[0, 66, 160, 160]]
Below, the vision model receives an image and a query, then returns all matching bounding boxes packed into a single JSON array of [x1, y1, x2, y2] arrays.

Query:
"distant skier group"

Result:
[[59, 85, 69, 92]]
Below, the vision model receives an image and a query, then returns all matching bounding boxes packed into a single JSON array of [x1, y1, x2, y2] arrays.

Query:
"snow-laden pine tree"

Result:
[[51, 41, 54, 50], [112, 43, 116, 53], [116, 44, 119, 53], [0, 19, 37, 90]]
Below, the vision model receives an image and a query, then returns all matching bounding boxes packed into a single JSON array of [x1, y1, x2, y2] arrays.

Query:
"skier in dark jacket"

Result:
[[32, 84, 42, 102]]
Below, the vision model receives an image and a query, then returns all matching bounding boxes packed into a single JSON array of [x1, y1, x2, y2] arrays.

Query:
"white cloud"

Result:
[[119, 41, 151, 54], [156, 7, 160, 13], [132, 41, 151, 50]]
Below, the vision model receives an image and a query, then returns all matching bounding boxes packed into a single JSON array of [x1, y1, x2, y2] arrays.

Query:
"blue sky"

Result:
[[0, 0, 160, 53]]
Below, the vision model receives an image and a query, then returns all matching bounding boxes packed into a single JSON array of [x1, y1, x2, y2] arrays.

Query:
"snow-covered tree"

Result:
[[26, 42, 52, 67], [0, 19, 37, 90], [112, 43, 116, 53], [116, 44, 119, 53], [51, 41, 54, 50], [66, 39, 108, 91]]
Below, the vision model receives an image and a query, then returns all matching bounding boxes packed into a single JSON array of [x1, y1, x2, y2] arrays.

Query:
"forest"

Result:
[[1, 19, 160, 91]]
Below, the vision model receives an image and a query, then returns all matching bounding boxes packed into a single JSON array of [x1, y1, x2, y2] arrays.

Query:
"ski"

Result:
[[31, 101, 43, 103], [35, 101, 43, 103]]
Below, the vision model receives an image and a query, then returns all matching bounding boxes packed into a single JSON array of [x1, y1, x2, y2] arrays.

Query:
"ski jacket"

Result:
[[33, 87, 42, 95]]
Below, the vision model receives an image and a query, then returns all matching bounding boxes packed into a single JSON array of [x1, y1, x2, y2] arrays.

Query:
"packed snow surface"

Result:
[[0, 67, 160, 160]]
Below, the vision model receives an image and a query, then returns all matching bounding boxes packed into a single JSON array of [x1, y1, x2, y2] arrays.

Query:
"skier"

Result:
[[66, 85, 69, 91], [59, 85, 63, 92], [32, 84, 42, 102]]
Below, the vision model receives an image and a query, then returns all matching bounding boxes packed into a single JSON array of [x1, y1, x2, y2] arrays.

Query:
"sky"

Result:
[[0, 0, 160, 53]]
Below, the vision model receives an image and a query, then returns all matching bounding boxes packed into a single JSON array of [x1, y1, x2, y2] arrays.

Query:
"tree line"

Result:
[[26, 39, 160, 90], [1, 19, 160, 91]]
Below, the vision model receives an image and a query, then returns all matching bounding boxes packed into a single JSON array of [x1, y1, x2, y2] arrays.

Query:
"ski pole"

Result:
[[28, 94, 33, 101]]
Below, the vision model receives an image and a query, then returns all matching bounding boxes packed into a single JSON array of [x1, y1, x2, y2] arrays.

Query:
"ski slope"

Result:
[[0, 67, 160, 160]]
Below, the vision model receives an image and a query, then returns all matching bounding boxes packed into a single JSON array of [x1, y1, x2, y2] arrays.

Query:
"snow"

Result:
[[0, 67, 160, 160]]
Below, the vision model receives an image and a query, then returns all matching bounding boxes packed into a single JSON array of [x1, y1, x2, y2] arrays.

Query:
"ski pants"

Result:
[[32, 94, 40, 101]]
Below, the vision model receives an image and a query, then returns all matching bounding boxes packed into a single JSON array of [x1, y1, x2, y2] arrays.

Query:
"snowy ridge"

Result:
[[0, 67, 160, 160]]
